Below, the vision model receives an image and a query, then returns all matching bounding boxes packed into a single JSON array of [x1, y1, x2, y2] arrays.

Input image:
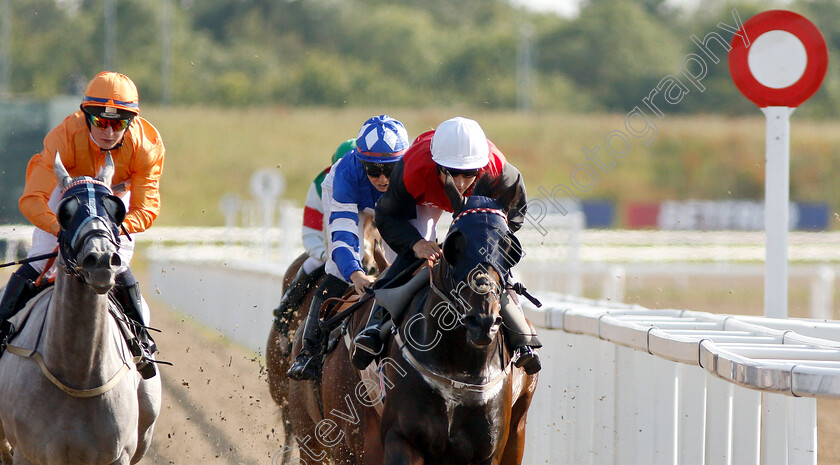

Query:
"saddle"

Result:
[[320, 268, 430, 373], [3, 282, 148, 366]]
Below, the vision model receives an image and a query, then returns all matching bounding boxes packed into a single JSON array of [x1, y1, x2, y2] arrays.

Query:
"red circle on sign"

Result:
[[729, 10, 828, 107]]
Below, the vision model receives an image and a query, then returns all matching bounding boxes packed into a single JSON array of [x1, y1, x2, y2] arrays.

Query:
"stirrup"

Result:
[[0, 320, 14, 352], [137, 358, 157, 379], [127, 337, 158, 379], [287, 353, 321, 381], [512, 346, 541, 375], [351, 328, 382, 370]]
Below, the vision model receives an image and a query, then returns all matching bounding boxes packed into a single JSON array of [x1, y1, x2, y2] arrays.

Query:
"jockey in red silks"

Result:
[[353, 116, 542, 374], [271, 138, 356, 336], [0, 71, 164, 378], [287, 115, 410, 381]]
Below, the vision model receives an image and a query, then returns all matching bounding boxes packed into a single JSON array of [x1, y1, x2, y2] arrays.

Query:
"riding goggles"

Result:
[[439, 166, 480, 178], [361, 160, 395, 178], [88, 114, 132, 131]]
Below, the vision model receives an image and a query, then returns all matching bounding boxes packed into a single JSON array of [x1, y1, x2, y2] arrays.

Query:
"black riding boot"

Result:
[[0, 264, 40, 355], [273, 265, 323, 334], [349, 253, 421, 370], [351, 304, 390, 370], [287, 274, 348, 381], [501, 289, 542, 375], [113, 281, 158, 379]]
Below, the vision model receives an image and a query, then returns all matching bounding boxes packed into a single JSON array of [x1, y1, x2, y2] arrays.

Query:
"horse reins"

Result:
[[318, 258, 426, 333], [391, 327, 512, 393], [4, 292, 139, 398]]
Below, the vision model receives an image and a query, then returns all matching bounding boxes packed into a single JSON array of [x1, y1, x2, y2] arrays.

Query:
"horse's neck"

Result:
[[43, 273, 119, 386]]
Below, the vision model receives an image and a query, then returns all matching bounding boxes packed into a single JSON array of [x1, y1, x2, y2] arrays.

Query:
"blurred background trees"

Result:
[[2, 0, 839, 117]]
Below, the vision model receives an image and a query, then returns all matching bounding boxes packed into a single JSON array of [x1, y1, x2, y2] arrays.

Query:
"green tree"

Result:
[[538, 0, 683, 111]]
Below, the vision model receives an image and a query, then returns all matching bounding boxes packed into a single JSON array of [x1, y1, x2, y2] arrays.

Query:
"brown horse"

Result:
[[288, 195, 538, 465], [285, 287, 387, 465], [265, 253, 313, 451], [266, 215, 386, 459]]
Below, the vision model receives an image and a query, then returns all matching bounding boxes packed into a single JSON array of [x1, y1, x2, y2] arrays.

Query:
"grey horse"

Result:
[[0, 153, 161, 464]]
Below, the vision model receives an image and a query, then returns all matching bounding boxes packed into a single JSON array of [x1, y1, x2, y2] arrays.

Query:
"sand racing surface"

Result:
[[143, 297, 285, 465]]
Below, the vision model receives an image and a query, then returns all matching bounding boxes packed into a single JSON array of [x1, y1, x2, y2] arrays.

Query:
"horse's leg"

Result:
[[287, 318, 332, 463], [265, 324, 294, 453], [132, 375, 162, 464], [362, 410, 383, 465], [383, 429, 424, 465], [266, 325, 290, 404], [0, 421, 12, 465], [498, 388, 535, 465]]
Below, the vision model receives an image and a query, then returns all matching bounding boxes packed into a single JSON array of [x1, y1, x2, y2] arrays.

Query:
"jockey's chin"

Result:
[[369, 178, 389, 192]]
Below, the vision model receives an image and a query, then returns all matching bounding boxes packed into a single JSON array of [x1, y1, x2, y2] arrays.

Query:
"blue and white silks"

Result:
[[322, 150, 395, 282]]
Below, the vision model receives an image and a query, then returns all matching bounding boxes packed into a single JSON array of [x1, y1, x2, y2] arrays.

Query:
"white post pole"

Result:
[[762, 106, 793, 318], [810, 265, 835, 320], [567, 210, 584, 296], [788, 396, 817, 465]]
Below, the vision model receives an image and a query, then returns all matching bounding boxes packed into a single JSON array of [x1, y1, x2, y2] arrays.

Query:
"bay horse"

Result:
[[0, 153, 161, 465], [266, 215, 387, 459], [378, 194, 538, 465], [288, 191, 538, 465]]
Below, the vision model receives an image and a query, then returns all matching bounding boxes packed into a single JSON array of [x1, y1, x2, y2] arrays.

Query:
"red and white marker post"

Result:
[[729, 10, 828, 318]]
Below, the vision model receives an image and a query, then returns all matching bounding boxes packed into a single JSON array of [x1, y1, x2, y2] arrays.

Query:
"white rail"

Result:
[[34, 225, 829, 465], [522, 293, 840, 465]]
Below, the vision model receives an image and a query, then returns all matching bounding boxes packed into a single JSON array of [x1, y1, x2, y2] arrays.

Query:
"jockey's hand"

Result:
[[350, 270, 375, 295], [412, 239, 442, 261]]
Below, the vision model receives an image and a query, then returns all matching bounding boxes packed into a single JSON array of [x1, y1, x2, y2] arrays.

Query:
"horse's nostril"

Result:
[[110, 253, 122, 268], [494, 316, 503, 327], [82, 254, 97, 269], [464, 315, 481, 327]]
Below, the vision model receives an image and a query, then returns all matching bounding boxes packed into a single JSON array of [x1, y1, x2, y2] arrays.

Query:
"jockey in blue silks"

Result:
[[287, 115, 409, 381]]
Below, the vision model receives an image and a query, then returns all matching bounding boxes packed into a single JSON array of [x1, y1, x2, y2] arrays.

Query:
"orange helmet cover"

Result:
[[81, 71, 140, 116]]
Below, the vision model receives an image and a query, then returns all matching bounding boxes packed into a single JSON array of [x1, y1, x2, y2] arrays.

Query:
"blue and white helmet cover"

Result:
[[356, 115, 409, 155]]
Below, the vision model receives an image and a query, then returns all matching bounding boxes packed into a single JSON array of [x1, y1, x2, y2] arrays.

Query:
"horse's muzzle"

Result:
[[80, 249, 121, 294], [464, 314, 502, 347]]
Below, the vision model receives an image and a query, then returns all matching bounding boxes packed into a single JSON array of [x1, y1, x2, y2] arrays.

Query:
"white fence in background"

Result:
[[522, 294, 840, 465], [8, 224, 840, 464]]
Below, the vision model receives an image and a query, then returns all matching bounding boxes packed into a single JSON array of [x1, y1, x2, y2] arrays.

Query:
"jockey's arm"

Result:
[[374, 161, 425, 255], [328, 160, 367, 282], [19, 127, 71, 236], [349, 270, 375, 295], [122, 123, 165, 234], [301, 180, 327, 262], [498, 163, 528, 233]]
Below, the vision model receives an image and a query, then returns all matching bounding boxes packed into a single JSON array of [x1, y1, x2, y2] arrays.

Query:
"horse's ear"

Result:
[[500, 232, 523, 267], [443, 231, 465, 266], [57, 196, 80, 230], [53, 151, 71, 190], [97, 153, 115, 186], [102, 194, 126, 225]]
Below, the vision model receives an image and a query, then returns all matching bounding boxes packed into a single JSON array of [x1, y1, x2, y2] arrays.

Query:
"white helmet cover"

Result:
[[430, 117, 490, 170]]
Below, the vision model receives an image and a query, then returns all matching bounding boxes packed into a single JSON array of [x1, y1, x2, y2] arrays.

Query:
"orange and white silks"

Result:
[[19, 110, 165, 236]]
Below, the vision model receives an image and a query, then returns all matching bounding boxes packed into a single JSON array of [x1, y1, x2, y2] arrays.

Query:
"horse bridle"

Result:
[[57, 179, 121, 279], [428, 263, 501, 324]]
